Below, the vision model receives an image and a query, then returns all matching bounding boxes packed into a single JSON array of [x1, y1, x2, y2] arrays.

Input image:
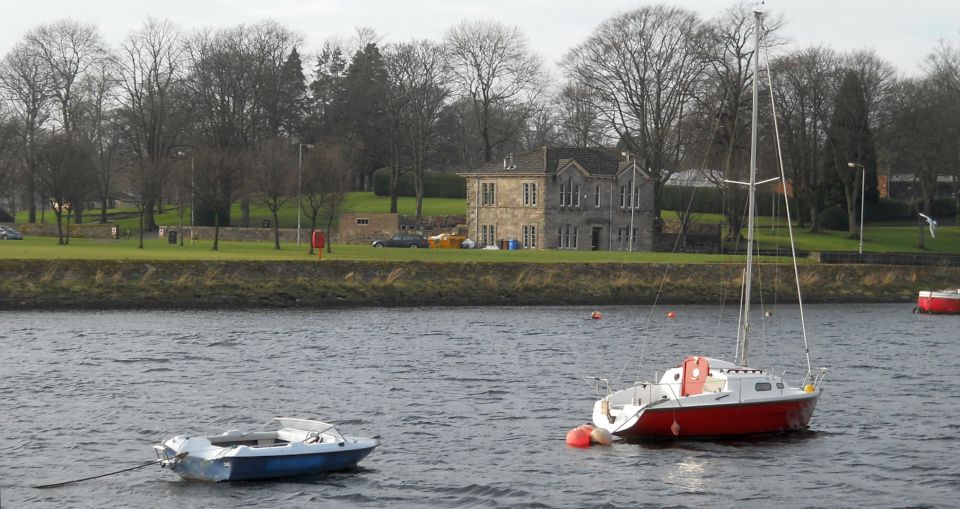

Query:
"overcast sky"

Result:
[[3, 0, 959, 77]]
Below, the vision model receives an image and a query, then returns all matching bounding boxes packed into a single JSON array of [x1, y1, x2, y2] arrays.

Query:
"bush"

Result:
[[0, 208, 13, 222], [820, 206, 849, 231], [373, 169, 466, 198], [867, 198, 911, 222], [661, 186, 797, 218]]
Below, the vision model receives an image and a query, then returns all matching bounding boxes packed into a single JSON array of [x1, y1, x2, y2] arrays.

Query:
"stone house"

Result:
[[457, 146, 655, 251]]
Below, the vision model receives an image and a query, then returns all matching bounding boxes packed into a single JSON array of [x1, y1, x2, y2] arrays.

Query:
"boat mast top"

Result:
[[739, 8, 763, 367]]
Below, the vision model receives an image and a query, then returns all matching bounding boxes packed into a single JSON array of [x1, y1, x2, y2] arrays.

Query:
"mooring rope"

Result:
[[32, 453, 187, 489]]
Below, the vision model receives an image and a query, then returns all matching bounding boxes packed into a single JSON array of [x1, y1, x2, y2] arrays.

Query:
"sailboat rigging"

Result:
[[589, 8, 827, 439]]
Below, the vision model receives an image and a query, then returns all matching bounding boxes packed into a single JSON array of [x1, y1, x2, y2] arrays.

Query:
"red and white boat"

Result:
[[916, 289, 960, 314], [590, 9, 826, 440]]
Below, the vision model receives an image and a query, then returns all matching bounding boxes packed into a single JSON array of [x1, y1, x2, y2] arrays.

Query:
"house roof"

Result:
[[458, 146, 626, 177]]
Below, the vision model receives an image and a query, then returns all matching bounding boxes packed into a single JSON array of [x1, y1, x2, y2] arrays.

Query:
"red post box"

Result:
[[311, 231, 325, 249]]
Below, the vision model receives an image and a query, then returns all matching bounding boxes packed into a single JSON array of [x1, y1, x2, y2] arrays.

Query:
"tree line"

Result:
[[1, 3, 958, 249]]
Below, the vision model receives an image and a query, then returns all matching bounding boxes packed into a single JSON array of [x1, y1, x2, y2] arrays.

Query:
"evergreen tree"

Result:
[[334, 42, 390, 190], [823, 70, 878, 236], [277, 48, 306, 138]]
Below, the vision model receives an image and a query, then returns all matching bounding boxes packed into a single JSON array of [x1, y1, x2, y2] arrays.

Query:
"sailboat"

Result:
[[589, 9, 826, 439]]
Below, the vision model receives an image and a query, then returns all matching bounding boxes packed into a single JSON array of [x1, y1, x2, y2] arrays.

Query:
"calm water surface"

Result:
[[0, 304, 956, 508]]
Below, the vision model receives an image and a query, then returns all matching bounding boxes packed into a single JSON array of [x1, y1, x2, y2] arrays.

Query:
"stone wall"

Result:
[[2, 222, 117, 239]]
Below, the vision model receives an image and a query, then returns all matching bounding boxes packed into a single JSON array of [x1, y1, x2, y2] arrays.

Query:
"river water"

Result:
[[0, 304, 956, 508]]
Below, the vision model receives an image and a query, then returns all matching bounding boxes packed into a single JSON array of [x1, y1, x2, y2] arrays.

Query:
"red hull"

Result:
[[917, 295, 960, 314], [614, 393, 819, 439]]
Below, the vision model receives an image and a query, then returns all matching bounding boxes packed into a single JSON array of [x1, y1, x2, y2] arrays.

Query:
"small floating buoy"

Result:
[[591, 311, 602, 320], [667, 311, 676, 319], [590, 427, 612, 446], [565, 426, 591, 447], [804, 384, 815, 393], [764, 310, 773, 317]]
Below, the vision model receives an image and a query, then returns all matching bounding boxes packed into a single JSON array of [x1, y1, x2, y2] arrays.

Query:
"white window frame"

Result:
[[595, 184, 601, 208]]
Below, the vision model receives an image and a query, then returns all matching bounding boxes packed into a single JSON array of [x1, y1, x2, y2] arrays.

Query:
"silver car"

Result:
[[0, 225, 23, 240]]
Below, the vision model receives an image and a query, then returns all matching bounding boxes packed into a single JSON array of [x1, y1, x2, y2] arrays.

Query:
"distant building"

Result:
[[457, 146, 655, 251]]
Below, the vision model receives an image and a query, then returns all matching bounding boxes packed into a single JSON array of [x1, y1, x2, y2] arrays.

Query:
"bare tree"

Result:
[[37, 134, 95, 244], [770, 46, 840, 232], [387, 39, 451, 218], [555, 82, 606, 147], [253, 137, 295, 249], [563, 5, 710, 218], [926, 41, 960, 225], [0, 40, 52, 222], [76, 56, 121, 224], [116, 18, 191, 232], [445, 19, 546, 164], [191, 146, 243, 251], [26, 20, 106, 136], [301, 145, 350, 255]]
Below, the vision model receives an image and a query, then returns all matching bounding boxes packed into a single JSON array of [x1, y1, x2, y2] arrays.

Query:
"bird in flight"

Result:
[[919, 212, 937, 239]]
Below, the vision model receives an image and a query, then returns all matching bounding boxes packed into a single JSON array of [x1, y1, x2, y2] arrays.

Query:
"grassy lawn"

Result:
[[0, 236, 801, 264], [13, 192, 468, 233], [671, 211, 960, 254], [8, 199, 957, 258]]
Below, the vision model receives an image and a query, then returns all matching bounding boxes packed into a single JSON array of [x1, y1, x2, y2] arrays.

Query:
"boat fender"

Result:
[[589, 427, 612, 446], [565, 427, 591, 447], [803, 384, 815, 393], [670, 420, 681, 436]]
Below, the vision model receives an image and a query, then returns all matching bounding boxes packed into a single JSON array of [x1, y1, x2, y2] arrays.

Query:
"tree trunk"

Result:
[[272, 209, 281, 250], [138, 208, 145, 249], [241, 196, 250, 227], [144, 198, 157, 232], [212, 210, 220, 251], [65, 209, 72, 245], [54, 209, 64, 245], [100, 200, 108, 224], [844, 182, 857, 237]]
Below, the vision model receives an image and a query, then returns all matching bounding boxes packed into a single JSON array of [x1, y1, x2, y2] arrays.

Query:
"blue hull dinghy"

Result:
[[154, 418, 378, 481]]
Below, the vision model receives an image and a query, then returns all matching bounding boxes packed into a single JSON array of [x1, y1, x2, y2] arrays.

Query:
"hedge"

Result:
[[373, 168, 466, 198]]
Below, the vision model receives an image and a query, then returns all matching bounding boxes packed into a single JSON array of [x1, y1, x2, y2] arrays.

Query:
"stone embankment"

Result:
[[2, 260, 955, 310]]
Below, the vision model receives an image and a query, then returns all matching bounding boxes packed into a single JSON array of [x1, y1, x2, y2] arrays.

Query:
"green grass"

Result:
[[0, 236, 800, 264], [12, 192, 468, 233], [670, 211, 960, 254]]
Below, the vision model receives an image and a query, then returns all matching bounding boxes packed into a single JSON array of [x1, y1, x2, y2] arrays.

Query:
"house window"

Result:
[[594, 184, 601, 208], [522, 225, 537, 248], [573, 184, 581, 207], [481, 224, 496, 246], [559, 184, 566, 206], [481, 183, 496, 206], [619, 185, 627, 208], [633, 182, 640, 207], [566, 180, 574, 207], [616, 227, 625, 249], [523, 183, 538, 206], [557, 225, 578, 249], [356, 218, 369, 225]]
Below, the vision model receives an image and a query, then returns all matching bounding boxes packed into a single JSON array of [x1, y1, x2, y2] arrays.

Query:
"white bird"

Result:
[[919, 212, 937, 239]]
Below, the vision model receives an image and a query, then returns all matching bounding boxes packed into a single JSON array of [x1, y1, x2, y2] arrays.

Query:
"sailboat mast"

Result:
[[740, 8, 763, 366]]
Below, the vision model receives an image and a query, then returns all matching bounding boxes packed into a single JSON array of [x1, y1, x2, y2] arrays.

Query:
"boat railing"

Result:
[[585, 376, 613, 398]]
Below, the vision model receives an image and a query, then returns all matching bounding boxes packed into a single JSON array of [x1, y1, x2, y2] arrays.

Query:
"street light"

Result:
[[848, 162, 865, 254], [297, 143, 315, 247]]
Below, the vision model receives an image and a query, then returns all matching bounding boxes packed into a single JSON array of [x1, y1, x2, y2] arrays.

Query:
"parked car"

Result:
[[372, 233, 429, 248], [0, 225, 23, 240]]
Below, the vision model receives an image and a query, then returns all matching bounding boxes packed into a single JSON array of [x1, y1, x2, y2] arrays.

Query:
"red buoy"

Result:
[[565, 427, 591, 447], [667, 311, 676, 319], [591, 311, 602, 320]]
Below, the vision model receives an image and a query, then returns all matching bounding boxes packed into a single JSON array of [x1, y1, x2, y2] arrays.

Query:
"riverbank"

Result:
[[1, 259, 952, 310]]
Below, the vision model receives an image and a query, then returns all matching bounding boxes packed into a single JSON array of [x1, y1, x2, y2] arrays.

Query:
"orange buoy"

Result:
[[667, 311, 676, 319], [591, 311, 602, 320], [565, 427, 591, 447]]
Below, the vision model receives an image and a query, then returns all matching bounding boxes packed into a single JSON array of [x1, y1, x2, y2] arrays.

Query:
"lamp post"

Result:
[[848, 162, 865, 254], [297, 143, 316, 247], [174, 147, 194, 246]]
